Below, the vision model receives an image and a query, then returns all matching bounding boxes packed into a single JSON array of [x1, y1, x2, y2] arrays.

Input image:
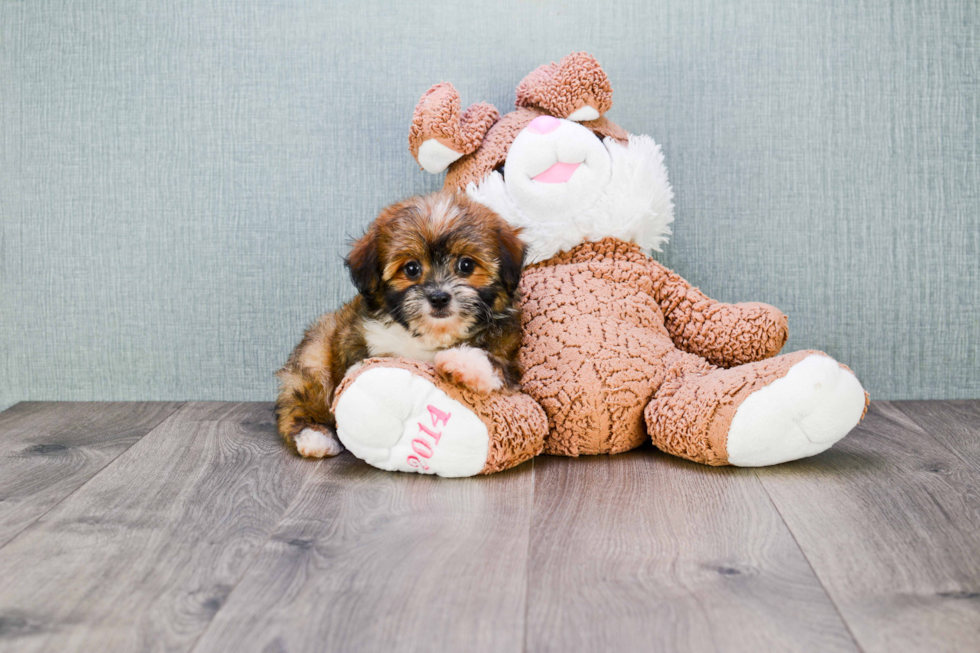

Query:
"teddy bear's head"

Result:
[[409, 52, 675, 263]]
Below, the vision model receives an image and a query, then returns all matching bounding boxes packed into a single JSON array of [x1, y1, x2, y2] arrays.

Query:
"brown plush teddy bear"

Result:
[[329, 53, 869, 477]]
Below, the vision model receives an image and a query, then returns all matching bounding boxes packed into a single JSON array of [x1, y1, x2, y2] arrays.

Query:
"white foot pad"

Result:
[[295, 428, 344, 458], [726, 355, 866, 467], [334, 367, 489, 477]]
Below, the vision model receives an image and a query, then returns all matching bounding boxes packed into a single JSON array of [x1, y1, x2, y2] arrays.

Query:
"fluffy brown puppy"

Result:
[[275, 192, 526, 458]]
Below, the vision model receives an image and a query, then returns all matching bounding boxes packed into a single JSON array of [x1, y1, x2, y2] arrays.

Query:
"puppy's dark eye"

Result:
[[456, 257, 476, 276], [403, 261, 422, 279]]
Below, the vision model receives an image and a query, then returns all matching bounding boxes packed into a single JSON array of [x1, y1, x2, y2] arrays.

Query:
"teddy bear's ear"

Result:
[[515, 52, 613, 121], [409, 82, 500, 174]]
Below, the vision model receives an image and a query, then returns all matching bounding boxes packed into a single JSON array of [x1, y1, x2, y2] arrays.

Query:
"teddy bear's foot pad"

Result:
[[726, 354, 866, 466], [334, 367, 490, 477]]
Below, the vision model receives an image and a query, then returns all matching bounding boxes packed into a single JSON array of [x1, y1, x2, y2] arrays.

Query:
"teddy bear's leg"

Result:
[[645, 350, 868, 466], [330, 358, 547, 477]]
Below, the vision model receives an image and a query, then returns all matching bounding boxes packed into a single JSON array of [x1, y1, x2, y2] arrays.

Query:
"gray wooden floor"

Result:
[[0, 401, 978, 653]]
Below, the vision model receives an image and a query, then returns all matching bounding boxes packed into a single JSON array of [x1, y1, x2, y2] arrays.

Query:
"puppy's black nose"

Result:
[[426, 290, 452, 309]]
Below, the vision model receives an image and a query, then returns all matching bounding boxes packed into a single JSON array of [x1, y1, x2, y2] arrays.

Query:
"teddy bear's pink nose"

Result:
[[527, 115, 561, 134]]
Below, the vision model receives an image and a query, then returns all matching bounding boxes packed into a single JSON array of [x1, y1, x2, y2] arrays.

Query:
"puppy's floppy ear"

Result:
[[345, 226, 380, 298], [496, 226, 527, 296]]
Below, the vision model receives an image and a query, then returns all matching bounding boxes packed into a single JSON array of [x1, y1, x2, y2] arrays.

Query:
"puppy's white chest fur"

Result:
[[362, 319, 444, 362]]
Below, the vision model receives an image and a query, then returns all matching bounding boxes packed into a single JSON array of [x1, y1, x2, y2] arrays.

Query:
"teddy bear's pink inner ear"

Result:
[[409, 82, 499, 174], [515, 52, 613, 121]]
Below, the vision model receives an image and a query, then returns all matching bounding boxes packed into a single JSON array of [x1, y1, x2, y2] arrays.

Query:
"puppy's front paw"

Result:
[[294, 427, 344, 458], [434, 346, 503, 394]]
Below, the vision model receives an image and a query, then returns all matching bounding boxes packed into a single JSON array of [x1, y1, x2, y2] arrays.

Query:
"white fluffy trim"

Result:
[[466, 134, 675, 263]]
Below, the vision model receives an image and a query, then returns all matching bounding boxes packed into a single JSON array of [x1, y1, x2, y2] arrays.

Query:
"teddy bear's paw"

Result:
[[333, 366, 490, 477], [726, 354, 867, 466], [294, 427, 344, 459]]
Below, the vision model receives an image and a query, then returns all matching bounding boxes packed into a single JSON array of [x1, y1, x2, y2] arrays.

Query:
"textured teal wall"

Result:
[[1, 0, 977, 410]]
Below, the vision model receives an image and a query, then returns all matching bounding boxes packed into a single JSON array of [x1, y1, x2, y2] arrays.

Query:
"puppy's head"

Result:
[[346, 192, 525, 345]]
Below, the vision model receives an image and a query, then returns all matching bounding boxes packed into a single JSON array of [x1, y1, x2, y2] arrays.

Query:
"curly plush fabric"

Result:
[[332, 52, 868, 476], [521, 238, 785, 458], [442, 111, 629, 192], [408, 82, 499, 161], [515, 52, 614, 119], [333, 235, 864, 470], [513, 237, 871, 465], [540, 239, 789, 367], [412, 96, 629, 191], [444, 108, 540, 191], [577, 116, 629, 145], [645, 349, 815, 465], [519, 243, 678, 455], [331, 357, 547, 474]]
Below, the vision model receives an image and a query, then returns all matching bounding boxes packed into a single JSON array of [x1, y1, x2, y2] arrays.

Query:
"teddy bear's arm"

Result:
[[645, 259, 789, 368]]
